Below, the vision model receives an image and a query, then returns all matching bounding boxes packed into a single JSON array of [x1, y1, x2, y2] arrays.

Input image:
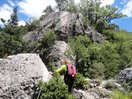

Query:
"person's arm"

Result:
[[56, 65, 67, 74]]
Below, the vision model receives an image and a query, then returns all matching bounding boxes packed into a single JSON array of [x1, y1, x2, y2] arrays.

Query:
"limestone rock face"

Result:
[[40, 11, 84, 36], [23, 11, 104, 43], [73, 89, 95, 99], [48, 41, 75, 68], [23, 30, 41, 42], [116, 67, 132, 85], [73, 78, 125, 99], [0, 54, 51, 99]]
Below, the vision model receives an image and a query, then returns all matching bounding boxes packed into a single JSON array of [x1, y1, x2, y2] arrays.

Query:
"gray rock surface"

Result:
[[24, 11, 104, 43], [73, 89, 95, 99], [0, 53, 51, 99], [116, 67, 132, 85], [40, 11, 84, 36], [23, 30, 41, 42], [74, 78, 124, 99], [73, 88, 110, 99], [48, 41, 75, 68], [100, 79, 124, 91]]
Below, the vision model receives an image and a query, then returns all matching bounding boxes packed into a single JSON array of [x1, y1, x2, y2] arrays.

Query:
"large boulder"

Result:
[[23, 11, 104, 43], [0, 53, 51, 99], [48, 41, 75, 68], [116, 67, 132, 85], [23, 30, 42, 42]]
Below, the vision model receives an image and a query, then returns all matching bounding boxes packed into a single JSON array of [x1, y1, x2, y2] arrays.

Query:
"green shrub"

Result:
[[88, 62, 105, 79], [74, 73, 88, 90], [38, 75, 75, 99], [111, 90, 132, 99], [26, 20, 39, 31], [122, 82, 132, 92], [40, 30, 57, 48], [47, 62, 56, 72]]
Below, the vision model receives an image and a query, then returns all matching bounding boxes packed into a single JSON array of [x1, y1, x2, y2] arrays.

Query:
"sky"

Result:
[[0, 0, 132, 32]]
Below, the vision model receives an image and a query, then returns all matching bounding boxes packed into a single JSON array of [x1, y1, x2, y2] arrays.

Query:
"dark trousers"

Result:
[[64, 74, 75, 93]]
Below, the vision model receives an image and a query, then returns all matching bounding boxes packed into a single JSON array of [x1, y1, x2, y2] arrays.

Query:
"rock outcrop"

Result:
[[73, 89, 95, 99], [116, 67, 132, 85], [0, 54, 51, 99], [23, 11, 104, 43], [48, 41, 75, 68], [73, 78, 125, 99]]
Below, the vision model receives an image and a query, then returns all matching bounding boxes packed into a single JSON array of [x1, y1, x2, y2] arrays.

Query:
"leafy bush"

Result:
[[68, 35, 91, 76], [25, 20, 39, 31], [111, 90, 132, 99], [122, 82, 132, 92], [74, 73, 88, 90], [68, 35, 122, 79], [88, 62, 105, 79], [40, 30, 57, 48], [38, 75, 75, 99], [47, 62, 56, 72]]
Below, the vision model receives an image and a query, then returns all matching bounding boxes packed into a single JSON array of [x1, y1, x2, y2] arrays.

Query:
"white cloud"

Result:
[[121, 0, 132, 17], [0, 0, 116, 26], [2, 4, 12, 11], [100, 0, 115, 6], [75, 0, 80, 4], [0, 4, 12, 25], [18, 20, 26, 26], [7, 0, 15, 7], [74, 0, 115, 6], [17, 0, 57, 19]]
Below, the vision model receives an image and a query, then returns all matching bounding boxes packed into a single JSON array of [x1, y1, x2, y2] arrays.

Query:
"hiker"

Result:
[[56, 59, 76, 93]]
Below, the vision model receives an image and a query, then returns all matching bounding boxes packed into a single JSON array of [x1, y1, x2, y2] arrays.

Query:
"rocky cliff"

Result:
[[0, 54, 51, 99], [116, 67, 132, 86], [23, 11, 104, 43]]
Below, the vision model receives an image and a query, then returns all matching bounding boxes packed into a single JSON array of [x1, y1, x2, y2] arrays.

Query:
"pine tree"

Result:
[[9, 7, 18, 27]]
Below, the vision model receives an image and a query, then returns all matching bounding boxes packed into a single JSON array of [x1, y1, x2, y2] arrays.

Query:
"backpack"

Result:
[[67, 64, 76, 77]]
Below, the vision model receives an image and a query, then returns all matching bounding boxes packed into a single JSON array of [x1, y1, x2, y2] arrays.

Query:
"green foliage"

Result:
[[74, 73, 88, 90], [1, 7, 18, 27], [68, 35, 91, 76], [0, 26, 26, 57], [103, 30, 132, 70], [38, 75, 75, 99], [22, 30, 58, 56], [69, 35, 91, 59], [111, 90, 132, 99], [68, 31, 132, 79], [43, 5, 55, 15], [78, 0, 125, 31], [55, 0, 68, 11], [22, 41, 40, 53], [47, 62, 56, 72], [88, 62, 105, 79], [9, 7, 18, 27], [40, 30, 57, 48], [0, 8, 28, 57], [122, 82, 132, 92], [103, 30, 130, 42], [55, 0, 76, 12], [25, 20, 39, 31]]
